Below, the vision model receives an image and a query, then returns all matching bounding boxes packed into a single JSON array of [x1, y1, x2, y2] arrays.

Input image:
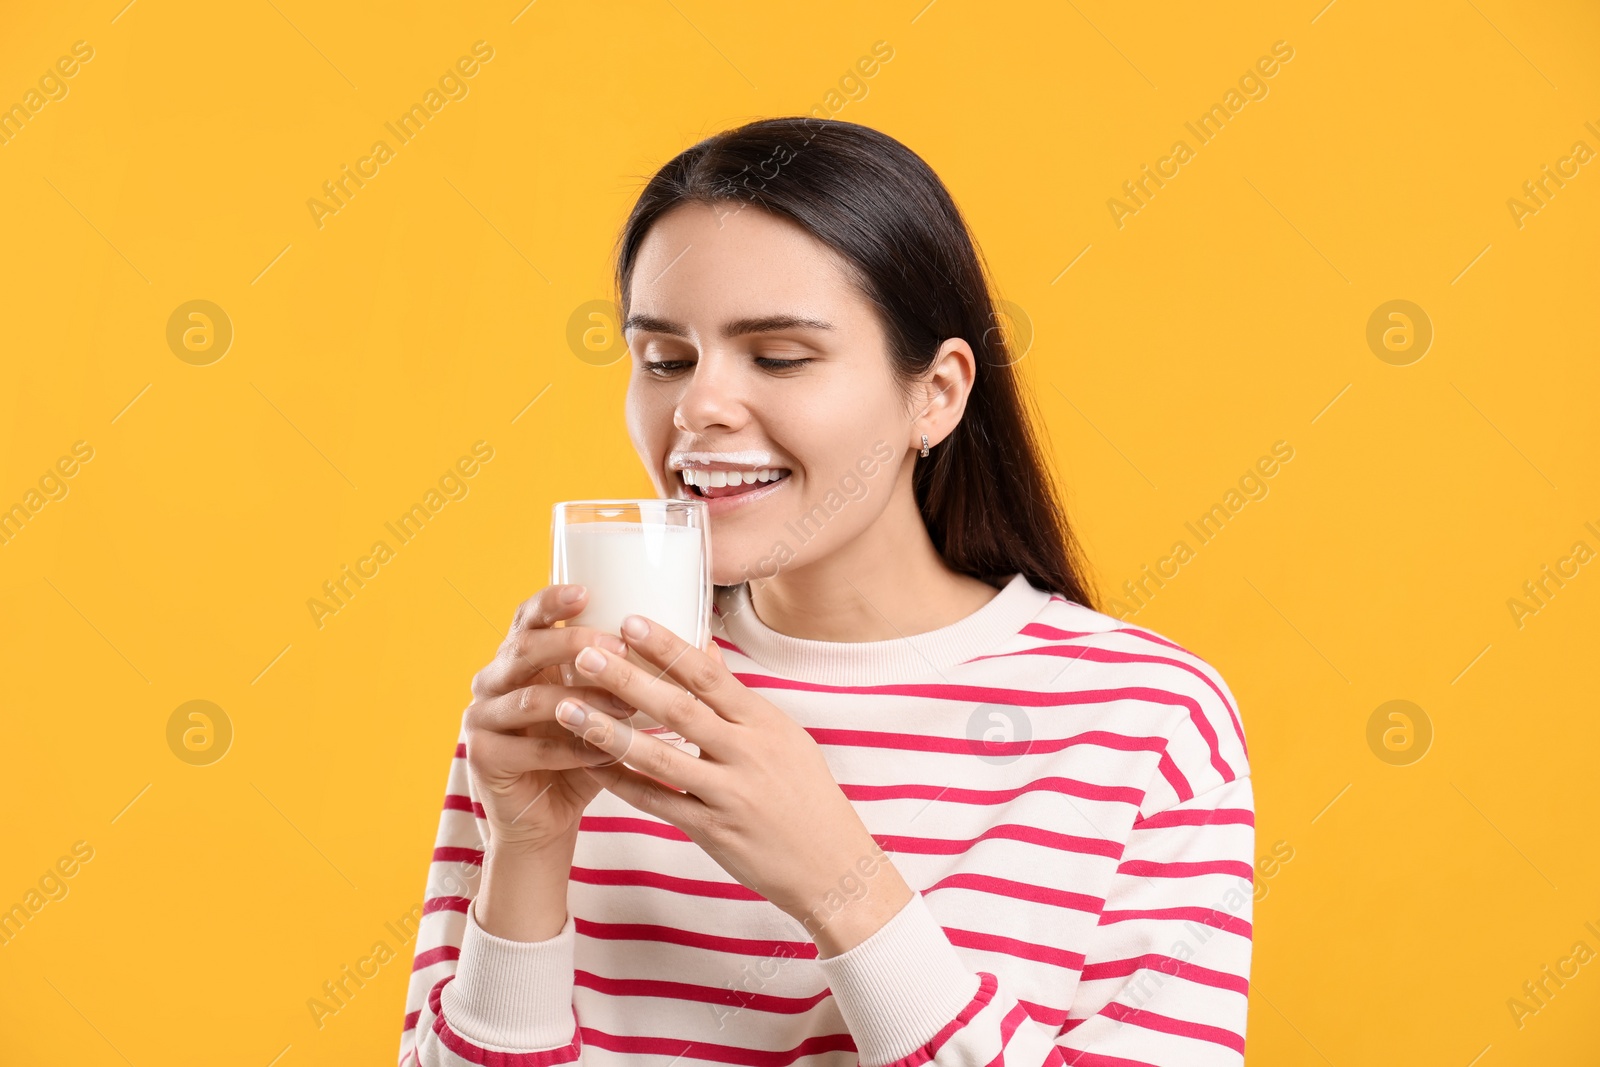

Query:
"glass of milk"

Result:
[[551, 498, 711, 749]]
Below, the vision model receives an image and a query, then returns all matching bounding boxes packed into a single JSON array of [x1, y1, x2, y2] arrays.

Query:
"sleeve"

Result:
[[814, 777, 1255, 1067], [816, 643, 1255, 1067], [398, 715, 586, 1067], [1058, 775, 1255, 1065]]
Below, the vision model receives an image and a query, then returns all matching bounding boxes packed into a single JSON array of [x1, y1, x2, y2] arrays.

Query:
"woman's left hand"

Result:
[[555, 614, 913, 955]]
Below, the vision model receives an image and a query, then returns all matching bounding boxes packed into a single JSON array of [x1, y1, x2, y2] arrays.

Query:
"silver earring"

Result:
[[919, 434, 930, 457]]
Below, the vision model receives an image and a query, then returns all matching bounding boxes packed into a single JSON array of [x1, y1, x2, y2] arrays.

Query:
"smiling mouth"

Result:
[[678, 467, 792, 499]]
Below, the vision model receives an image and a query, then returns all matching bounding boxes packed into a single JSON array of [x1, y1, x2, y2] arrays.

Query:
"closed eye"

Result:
[[640, 356, 814, 377]]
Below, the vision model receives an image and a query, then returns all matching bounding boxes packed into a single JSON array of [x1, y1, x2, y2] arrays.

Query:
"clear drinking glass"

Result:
[[551, 498, 712, 747]]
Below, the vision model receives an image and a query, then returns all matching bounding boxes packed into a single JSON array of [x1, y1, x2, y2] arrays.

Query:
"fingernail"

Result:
[[621, 615, 649, 640], [560, 585, 585, 604], [575, 646, 606, 673], [556, 700, 586, 727], [597, 633, 626, 655]]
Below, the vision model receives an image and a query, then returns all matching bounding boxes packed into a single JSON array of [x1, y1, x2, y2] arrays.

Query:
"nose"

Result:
[[672, 351, 748, 435]]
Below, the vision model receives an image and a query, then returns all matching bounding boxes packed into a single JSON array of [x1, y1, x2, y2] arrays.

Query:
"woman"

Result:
[[400, 116, 1253, 1067]]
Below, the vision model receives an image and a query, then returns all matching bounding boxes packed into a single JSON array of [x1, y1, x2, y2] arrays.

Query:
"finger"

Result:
[[581, 760, 703, 828], [510, 583, 588, 635], [468, 726, 613, 774], [554, 697, 714, 796], [466, 684, 633, 734], [474, 626, 627, 699], [617, 615, 752, 724], [571, 641, 728, 747]]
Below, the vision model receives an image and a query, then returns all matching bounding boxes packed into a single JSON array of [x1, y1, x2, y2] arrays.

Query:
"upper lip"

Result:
[[668, 450, 791, 472]]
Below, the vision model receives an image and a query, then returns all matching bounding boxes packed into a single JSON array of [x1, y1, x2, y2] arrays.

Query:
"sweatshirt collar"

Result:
[[710, 572, 1052, 686]]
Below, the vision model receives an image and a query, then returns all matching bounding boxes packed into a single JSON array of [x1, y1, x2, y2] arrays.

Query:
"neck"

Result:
[[745, 460, 998, 642]]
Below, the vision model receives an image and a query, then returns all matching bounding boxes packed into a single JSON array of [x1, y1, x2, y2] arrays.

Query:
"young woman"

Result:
[[400, 117, 1254, 1067]]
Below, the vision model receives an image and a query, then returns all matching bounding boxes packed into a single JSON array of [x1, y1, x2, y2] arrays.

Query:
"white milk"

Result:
[[558, 520, 708, 752], [561, 521, 706, 646]]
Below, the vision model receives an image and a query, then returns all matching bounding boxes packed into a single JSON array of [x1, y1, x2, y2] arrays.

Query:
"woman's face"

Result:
[[624, 201, 915, 588]]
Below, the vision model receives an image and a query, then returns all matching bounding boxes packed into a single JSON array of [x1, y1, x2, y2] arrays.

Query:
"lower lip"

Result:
[[679, 473, 791, 516]]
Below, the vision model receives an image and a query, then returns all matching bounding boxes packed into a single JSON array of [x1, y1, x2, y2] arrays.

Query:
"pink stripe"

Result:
[[1054, 1048, 1160, 1067], [946, 927, 1085, 970], [842, 776, 1143, 808], [576, 917, 817, 959], [808, 726, 1164, 758], [575, 968, 828, 1013], [711, 635, 747, 657], [579, 814, 693, 841], [1134, 807, 1253, 830], [404, 1009, 420, 1031], [433, 846, 485, 866], [428, 976, 581, 1064], [1019, 999, 1069, 1027], [1155, 751, 1193, 804], [443, 793, 486, 818], [1080, 953, 1249, 995], [877, 823, 1120, 860], [879, 971, 997, 1067], [411, 945, 459, 970], [750, 674, 1209, 740], [455, 742, 466, 758], [984, 1001, 1032, 1067], [1019, 621, 1187, 657], [1098, 906, 1252, 939], [1101, 1002, 1245, 1054], [579, 1026, 855, 1065], [924, 872, 1103, 915], [423, 895, 469, 915], [1004, 627, 1249, 760], [1116, 858, 1254, 880], [571, 865, 763, 901]]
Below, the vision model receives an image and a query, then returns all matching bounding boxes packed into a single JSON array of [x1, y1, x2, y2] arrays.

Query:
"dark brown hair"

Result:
[[612, 116, 1099, 610]]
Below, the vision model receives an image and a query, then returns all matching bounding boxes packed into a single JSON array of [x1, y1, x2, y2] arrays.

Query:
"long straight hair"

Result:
[[613, 116, 1100, 611]]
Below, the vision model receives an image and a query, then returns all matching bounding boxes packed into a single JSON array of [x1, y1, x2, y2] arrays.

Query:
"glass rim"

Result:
[[552, 497, 707, 514], [553, 497, 704, 507]]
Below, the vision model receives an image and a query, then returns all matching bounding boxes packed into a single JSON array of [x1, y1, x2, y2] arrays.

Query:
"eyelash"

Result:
[[641, 357, 813, 377]]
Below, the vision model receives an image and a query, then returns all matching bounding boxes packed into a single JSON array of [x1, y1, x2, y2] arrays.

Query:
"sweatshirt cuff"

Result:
[[438, 897, 577, 1050], [814, 891, 982, 1067]]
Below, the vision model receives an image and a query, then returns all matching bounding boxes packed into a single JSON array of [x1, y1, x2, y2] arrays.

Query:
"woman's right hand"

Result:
[[464, 584, 632, 857]]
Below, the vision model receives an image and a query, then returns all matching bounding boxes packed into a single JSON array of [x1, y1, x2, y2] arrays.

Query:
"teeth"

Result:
[[679, 467, 788, 490]]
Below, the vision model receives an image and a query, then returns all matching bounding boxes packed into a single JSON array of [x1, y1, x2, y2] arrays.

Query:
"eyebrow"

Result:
[[623, 313, 836, 339]]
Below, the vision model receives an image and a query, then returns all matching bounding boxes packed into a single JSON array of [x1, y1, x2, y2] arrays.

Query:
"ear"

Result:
[[915, 337, 977, 450]]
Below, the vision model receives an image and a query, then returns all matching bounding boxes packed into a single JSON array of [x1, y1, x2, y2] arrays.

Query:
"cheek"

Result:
[[625, 383, 671, 459]]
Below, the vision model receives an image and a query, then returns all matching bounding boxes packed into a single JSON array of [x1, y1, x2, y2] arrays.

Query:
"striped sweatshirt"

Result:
[[400, 571, 1255, 1067]]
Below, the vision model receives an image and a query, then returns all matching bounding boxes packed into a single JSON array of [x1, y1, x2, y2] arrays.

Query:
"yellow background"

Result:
[[2, 0, 1597, 1063]]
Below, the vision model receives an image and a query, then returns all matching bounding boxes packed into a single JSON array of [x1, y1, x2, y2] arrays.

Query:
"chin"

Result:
[[709, 531, 791, 587]]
